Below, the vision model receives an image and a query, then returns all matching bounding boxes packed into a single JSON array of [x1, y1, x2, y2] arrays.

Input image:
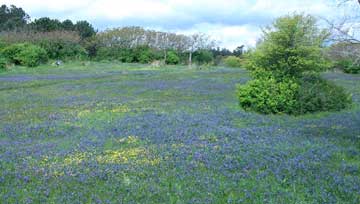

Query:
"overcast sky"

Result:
[[0, 0, 352, 50]]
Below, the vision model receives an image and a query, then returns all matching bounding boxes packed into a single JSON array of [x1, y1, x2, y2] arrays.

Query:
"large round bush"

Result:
[[245, 14, 331, 78], [238, 14, 351, 115], [134, 46, 154, 64], [237, 76, 299, 114], [15, 44, 48, 67], [224, 56, 242, 68], [2, 43, 24, 64], [2, 43, 48, 67], [297, 75, 352, 114], [193, 50, 213, 65], [166, 51, 180, 65]]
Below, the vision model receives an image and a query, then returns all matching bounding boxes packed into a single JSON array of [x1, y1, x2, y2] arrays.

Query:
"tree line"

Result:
[[0, 4, 245, 68]]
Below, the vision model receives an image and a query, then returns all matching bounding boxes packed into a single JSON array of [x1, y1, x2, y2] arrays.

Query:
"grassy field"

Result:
[[0, 62, 359, 204]]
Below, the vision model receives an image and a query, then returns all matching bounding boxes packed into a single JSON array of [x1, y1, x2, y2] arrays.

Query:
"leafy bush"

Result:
[[96, 47, 116, 60], [39, 40, 86, 60], [96, 46, 156, 64], [1, 43, 24, 64], [238, 14, 351, 115], [14, 44, 48, 67], [0, 41, 7, 51], [297, 75, 352, 113], [336, 59, 360, 74], [95, 47, 135, 62], [0, 31, 84, 60], [0, 56, 8, 69], [224, 56, 242, 67], [237, 75, 299, 114], [1, 43, 47, 67], [193, 50, 213, 65], [166, 51, 180, 65], [119, 49, 136, 63], [134, 46, 154, 64]]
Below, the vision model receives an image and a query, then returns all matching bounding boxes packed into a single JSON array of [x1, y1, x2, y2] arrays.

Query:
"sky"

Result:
[[0, 0, 354, 50]]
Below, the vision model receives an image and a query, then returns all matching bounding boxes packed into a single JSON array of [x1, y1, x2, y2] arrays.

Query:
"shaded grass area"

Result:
[[0, 62, 359, 203]]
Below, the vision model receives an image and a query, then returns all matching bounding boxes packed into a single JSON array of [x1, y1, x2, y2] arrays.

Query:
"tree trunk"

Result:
[[188, 52, 192, 68], [164, 50, 167, 64]]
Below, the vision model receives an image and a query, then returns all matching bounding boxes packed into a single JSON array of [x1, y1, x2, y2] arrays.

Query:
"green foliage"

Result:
[[75, 21, 96, 40], [166, 51, 180, 65], [14, 44, 48, 67], [0, 41, 7, 51], [134, 46, 154, 64], [224, 56, 242, 68], [327, 43, 360, 74], [0, 4, 29, 31], [0, 30, 85, 61], [336, 59, 360, 74], [194, 50, 213, 65], [237, 76, 299, 114], [82, 37, 98, 58], [0, 56, 8, 69], [39, 40, 86, 60], [297, 75, 352, 113], [1, 43, 47, 67], [61, 19, 74, 31], [1, 43, 24, 64], [119, 49, 136, 63], [238, 14, 350, 115], [233, 45, 244, 57], [29, 17, 62, 32], [95, 46, 157, 64], [96, 47, 134, 62], [247, 14, 330, 79]]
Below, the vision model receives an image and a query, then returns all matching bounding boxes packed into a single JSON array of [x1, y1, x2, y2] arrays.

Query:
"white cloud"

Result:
[[1, 0, 90, 13], [172, 23, 260, 50], [0, 0, 347, 49]]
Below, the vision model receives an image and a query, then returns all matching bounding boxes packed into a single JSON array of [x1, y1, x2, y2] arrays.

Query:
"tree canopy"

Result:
[[247, 14, 330, 79], [0, 5, 29, 31]]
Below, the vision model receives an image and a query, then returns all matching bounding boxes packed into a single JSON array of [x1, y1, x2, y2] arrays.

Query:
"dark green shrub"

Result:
[[166, 51, 180, 65], [1, 43, 47, 67], [0, 41, 7, 51], [95, 47, 116, 60], [59, 44, 87, 60], [224, 56, 242, 67], [297, 75, 352, 114], [15, 44, 48, 67], [138, 51, 152, 64], [39, 40, 86, 60], [337, 59, 360, 74], [0, 31, 85, 60], [1, 43, 24, 64], [0, 56, 8, 69], [194, 50, 213, 65], [95, 47, 136, 62], [237, 76, 299, 114], [134, 46, 154, 64], [119, 48, 135, 63]]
